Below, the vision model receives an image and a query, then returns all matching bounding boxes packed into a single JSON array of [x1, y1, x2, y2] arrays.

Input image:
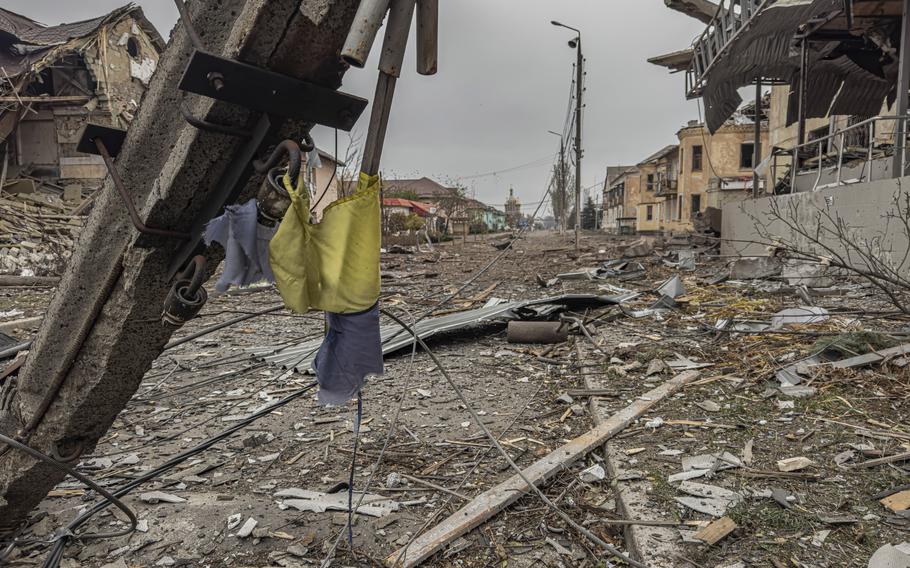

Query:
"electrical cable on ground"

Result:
[[0, 433, 137, 558], [380, 309, 648, 568], [39, 383, 317, 568]]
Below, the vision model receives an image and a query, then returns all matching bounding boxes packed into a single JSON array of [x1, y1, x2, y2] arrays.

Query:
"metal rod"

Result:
[[416, 0, 438, 75], [252, 140, 303, 182], [893, 0, 910, 178], [797, 37, 809, 146], [94, 139, 191, 240], [341, 0, 392, 68], [812, 140, 823, 191], [836, 131, 844, 186], [173, 0, 205, 52], [868, 121, 875, 183], [753, 77, 762, 197], [362, 0, 416, 175]]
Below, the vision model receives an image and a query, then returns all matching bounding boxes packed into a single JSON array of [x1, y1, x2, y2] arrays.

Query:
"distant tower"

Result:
[[505, 187, 521, 228]]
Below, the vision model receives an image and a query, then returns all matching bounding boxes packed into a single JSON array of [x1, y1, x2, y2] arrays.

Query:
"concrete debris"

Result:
[[139, 492, 186, 504], [674, 481, 743, 517], [777, 456, 815, 472], [622, 239, 654, 258], [275, 488, 399, 517], [868, 542, 910, 568], [770, 306, 829, 329], [236, 517, 258, 538], [666, 354, 713, 370], [729, 256, 782, 280], [783, 259, 834, 288], [646, 358, 670, 376], [656, 275, 686, 299], [578, 464, 606, 482]]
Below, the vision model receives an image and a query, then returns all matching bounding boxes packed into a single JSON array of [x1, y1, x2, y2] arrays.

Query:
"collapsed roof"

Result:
[[656, 0, 905, 132], [0, 3, 164, 80]]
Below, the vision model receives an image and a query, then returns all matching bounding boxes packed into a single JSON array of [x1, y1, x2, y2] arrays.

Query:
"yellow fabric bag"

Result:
[[269, 172, 381, 314]]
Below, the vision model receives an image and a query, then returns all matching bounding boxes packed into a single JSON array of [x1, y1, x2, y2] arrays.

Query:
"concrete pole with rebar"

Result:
[[0, 0, 364, 530]]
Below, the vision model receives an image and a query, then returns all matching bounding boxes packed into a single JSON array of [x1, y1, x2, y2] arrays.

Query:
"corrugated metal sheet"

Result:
[[698, 0, 862, 132], [248, 294, 634, 372]]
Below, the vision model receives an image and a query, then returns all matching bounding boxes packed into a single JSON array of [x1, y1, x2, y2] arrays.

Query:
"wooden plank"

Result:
[[385, 370, 701, 567], [881, 489, 910, 512], [857, 451, 910, 469], [694, 516, 737, 545], [832, 343, 910, 369]]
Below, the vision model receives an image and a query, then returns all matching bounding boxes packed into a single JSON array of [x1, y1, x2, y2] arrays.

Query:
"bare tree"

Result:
[[739, 183, 910, 313]]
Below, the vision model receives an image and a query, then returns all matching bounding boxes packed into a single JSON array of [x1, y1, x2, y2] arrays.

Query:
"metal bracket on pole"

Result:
[[178, 50, 367, 130]]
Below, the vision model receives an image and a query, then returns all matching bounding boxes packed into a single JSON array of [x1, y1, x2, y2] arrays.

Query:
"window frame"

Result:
[[691, 145, 703, 172], [740, 142, 755, 170]]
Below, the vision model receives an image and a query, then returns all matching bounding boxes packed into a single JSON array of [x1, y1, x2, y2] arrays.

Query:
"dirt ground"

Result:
[[2, 230, 909, 567]]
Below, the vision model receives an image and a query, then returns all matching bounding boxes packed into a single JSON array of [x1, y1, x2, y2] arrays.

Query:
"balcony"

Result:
[[655, 178, 678, 196]]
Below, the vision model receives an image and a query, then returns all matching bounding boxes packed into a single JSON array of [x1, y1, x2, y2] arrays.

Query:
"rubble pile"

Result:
[[0, 189, 85, 276], [1, 231, 908, 567]]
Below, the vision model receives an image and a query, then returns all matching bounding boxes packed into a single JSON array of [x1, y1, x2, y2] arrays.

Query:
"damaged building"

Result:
[[0, 4, 163, 190], [652, 0, 910, 261]]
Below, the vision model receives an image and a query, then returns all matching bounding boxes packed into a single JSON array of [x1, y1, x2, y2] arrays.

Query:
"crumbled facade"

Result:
[[0, 4, 163, 188]]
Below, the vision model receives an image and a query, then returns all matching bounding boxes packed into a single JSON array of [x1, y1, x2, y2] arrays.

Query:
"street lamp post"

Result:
[[552, 20, 583, 252], [547, 130, 567, 234]]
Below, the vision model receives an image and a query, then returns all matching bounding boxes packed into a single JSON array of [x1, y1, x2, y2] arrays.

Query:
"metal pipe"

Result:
[[796, 37, 809, 146], [506, 321, 569, 344], [416, 0, 438, 75], [791, 146, 798, 192], [892, 0, 910, 178], [94, 139, 191, 240], [836, 131, 844, 186], [341, 0, 392, 68], [379, 0, 417, 77], [812, 140, 823, 191], [752, 77, 762, 197], [362, 0, 416, 175], [868, 121, 875, 183]]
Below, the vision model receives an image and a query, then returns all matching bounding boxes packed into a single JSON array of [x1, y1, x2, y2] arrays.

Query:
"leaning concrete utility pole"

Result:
[[0, 0, 366, 530]]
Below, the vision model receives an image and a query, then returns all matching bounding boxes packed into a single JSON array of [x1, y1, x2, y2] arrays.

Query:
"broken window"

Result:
[[646, 173, 655, 191], [692, 145, 703, 171], [691, 194, 701, 214], [127, 37, 140, 59], [740, 142, 754, 169]]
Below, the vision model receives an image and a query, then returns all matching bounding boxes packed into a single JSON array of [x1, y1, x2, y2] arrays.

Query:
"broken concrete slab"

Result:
[[770, 306, 829, 329], [674, 482, 743, 517], [729, 256, 782, 280], [868, 542, 910, 568], [275, 488, 399, 517], [782, 259, 834, 288]]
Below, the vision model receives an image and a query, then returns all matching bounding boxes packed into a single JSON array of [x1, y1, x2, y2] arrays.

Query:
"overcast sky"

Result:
[[5, 1, 706, 213]]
